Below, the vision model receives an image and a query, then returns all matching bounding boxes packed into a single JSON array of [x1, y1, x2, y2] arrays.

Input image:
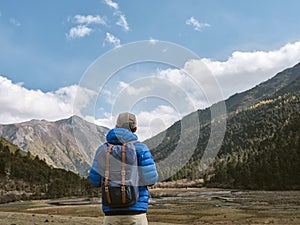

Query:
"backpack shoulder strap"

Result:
[[121, 144, 126, 204], [104, 144, 113, 204]]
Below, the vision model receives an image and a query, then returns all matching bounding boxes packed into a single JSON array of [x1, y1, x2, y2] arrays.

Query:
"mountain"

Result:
[[146, 62, 300, 157], [0, 137, 97, 203], [0, 115, 108, 176], [1, 62, 299, 187], [145, 62, 300, 188]]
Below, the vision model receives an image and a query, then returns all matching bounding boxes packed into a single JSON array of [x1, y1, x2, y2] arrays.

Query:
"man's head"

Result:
[[116, 112, 137, 133]]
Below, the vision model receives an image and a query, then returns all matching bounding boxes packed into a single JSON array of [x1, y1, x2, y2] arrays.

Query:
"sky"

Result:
[[1, 0, 300, 140]]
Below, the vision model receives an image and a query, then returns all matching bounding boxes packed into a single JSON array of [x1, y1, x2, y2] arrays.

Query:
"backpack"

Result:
[[101, 142, 139, 208]]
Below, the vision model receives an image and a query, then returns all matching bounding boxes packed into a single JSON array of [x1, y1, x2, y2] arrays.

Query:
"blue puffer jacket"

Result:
[[89, 128, 158, 214]]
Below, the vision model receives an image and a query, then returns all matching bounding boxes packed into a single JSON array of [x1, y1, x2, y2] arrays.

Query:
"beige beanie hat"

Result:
[[116, 112, 137, 130]]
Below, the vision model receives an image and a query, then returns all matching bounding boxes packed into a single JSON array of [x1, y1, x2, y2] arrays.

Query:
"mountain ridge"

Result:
[[145, 62, 300, 156], [144, 62, 300, 187], [146, 62, 300, 147], [1, 62, 300, 182], [0, 115, 109, 176], [225, 62, 300, 112]]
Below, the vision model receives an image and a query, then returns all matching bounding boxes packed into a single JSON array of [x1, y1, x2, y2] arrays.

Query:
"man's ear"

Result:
[[131, 127, 137, 133]]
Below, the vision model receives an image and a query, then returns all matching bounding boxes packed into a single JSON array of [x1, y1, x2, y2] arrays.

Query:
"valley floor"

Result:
[[0, 188, 299, 225]]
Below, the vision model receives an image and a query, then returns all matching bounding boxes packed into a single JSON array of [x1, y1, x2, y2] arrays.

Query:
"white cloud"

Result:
[[103, 32, 121, 48], [119, 81, 151, 96], [74, 15, 106, 25], [94, 105, 179, 141], [186, 16, 210, 31], [156, 68, 208, 109], [0, 77, 72, 123], [0, 76, 97, 124], [66, 14, 106, 40], [66, 25, 93, 39], [103, 0, 130, 33], [200, 41, 300, 99], [116, 14, 130, 31], [94, 113, 115, 131], [103, 0, 119, 10], [135, 105, 179, 141]]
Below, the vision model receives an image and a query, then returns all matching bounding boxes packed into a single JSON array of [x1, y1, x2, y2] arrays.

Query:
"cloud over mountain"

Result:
[[1, 41, 300, 140], [0, 77, 95, 124], [201, 41, 300, 99]]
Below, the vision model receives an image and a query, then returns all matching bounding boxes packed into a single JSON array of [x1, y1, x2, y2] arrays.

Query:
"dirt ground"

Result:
[[0, 211, 172, 225], [0, 188, 299, 225]]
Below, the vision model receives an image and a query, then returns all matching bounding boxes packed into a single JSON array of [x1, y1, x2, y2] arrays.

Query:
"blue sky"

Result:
[[1, 0, 300, 140]]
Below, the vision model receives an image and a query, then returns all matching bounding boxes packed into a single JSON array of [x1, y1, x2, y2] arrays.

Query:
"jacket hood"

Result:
[[106, 128, 138, 145]]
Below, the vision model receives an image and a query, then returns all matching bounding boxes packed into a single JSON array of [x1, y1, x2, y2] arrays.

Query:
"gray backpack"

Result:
[[101, 142, 139, 208]]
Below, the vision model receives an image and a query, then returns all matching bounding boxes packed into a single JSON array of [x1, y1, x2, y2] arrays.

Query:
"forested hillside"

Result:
[[0, 137, 98, 203], [207, 93, 300, 189], [148, 63, 300, 160], [148, 63, 300, 190], [161, 92, 300, 189]]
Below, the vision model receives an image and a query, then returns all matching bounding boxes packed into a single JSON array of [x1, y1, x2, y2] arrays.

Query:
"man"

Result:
[[89, 112, 158, 225]]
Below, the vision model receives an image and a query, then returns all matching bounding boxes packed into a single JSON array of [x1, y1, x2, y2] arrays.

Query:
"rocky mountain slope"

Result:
[[0, 116, 108, 176]]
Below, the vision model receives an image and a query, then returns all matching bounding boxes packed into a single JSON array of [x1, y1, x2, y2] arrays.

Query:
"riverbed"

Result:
[[0, 188, 299, 224]]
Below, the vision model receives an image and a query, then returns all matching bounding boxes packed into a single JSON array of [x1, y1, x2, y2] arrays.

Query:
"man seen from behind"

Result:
[[89, 112, 158, 225]]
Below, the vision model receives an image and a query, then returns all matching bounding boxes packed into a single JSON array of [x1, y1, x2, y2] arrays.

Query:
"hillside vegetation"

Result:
[[0, 137, 99, 203], [207, 93, 300, 189], [148, 63, 300, 190]]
